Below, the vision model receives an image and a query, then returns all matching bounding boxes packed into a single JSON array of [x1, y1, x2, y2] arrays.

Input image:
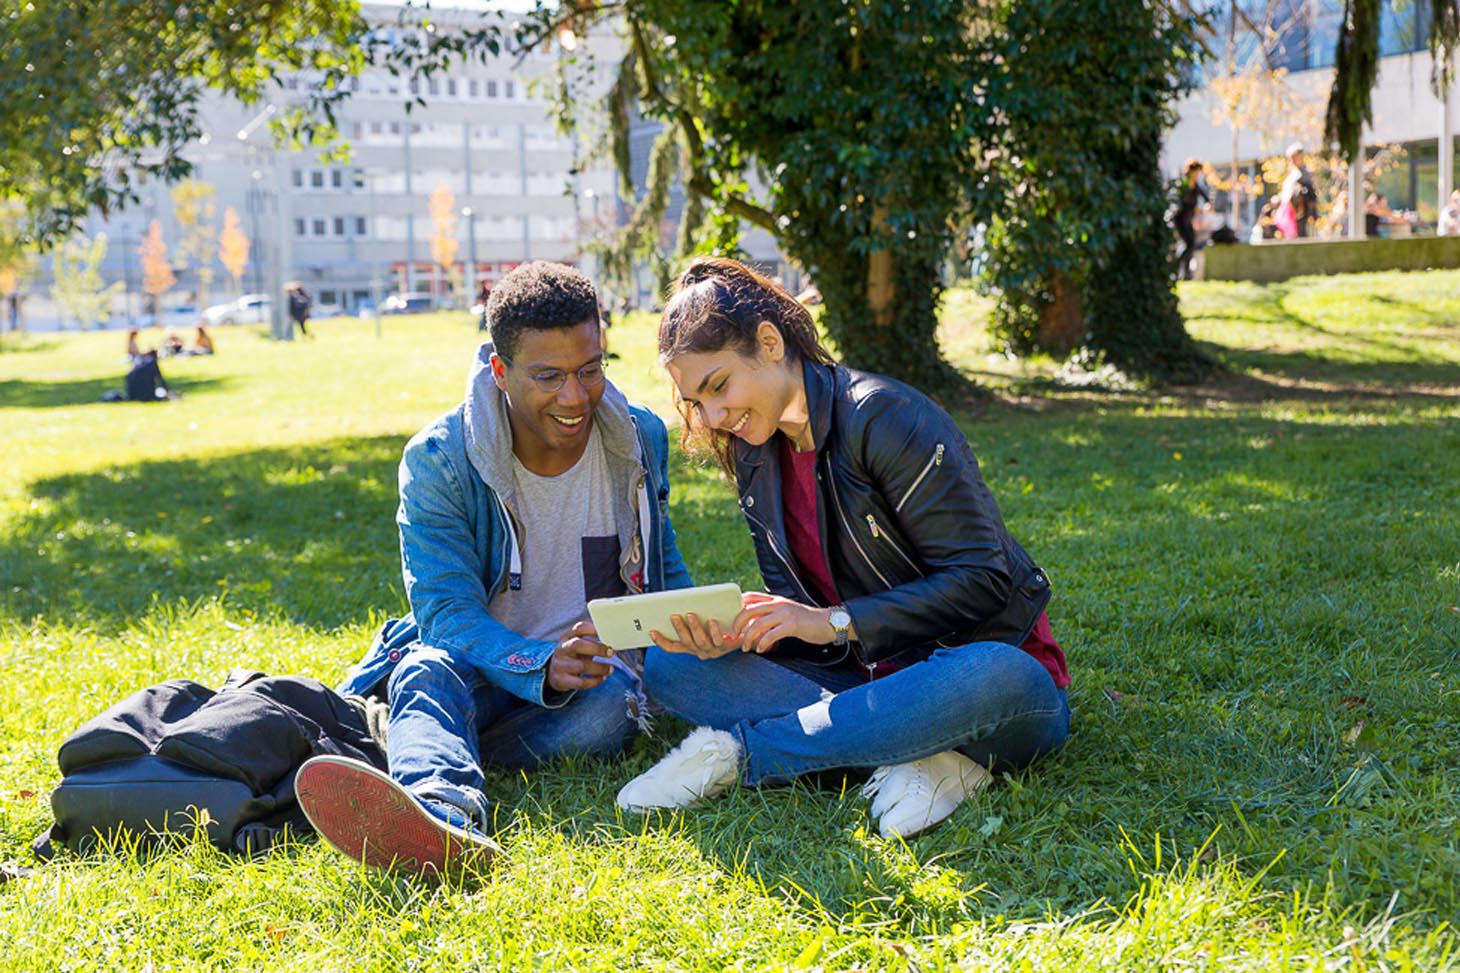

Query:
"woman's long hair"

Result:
[[659, 257, 833, 473]]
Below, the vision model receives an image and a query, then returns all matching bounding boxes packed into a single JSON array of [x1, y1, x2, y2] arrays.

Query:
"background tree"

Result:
[[218, 207, 251, 299], [171, 180, 218, 309], [560, 1, 990, 389], [976, 0, 1211, 383], [428, 182, 459, 306], [138, 219, 177, 324], [0, 1, 507, 249], [0, 202, 39, 338], [50, 234, 125, 330]]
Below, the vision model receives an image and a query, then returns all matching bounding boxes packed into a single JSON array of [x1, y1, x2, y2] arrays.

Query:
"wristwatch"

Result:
[[828, 606, 852, 646]]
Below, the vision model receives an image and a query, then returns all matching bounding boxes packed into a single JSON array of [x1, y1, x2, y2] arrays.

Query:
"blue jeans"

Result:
[[643, 642, 1070, 786], [386, 645, 640, 828]]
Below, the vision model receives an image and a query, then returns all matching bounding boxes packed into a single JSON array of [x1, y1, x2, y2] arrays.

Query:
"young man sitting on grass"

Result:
[[296, 262, 692, 876]]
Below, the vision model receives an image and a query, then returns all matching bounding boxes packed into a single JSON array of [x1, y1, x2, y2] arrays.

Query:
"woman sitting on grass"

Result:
[[616, 257, 1071, 838]]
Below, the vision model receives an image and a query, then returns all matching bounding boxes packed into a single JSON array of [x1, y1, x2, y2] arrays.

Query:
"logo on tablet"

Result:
[[633, 619, 643, 631]]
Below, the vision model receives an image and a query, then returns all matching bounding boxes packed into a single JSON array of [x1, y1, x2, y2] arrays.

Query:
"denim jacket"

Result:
[[339, 342, 693, 704]]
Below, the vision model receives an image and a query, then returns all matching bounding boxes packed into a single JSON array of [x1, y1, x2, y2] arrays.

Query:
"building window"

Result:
[[350, 122, 363, 140], [352, 169, 366, 190], [310, 170, 324, 189], [331, 169, 343, 189], [333, 217, 346, 237], [291, 169, 303, 188], [312, 218, 326, 237], [487, 80, 498, 98], [354, 216, 367, 235], [469, 80, 479, 97], [370, 121, 383, 136], [447, 79, 458, 97], [409, 80, 419, 95], [293, 218, 306, 237], [389, 121, 400, 135], [504, 80, 515, 100], [320, 289, 338, 304], [428, 80, 439, 96]]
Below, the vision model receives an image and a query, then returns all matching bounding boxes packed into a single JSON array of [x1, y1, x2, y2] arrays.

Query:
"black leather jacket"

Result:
[[733, 360, 1051, 669]]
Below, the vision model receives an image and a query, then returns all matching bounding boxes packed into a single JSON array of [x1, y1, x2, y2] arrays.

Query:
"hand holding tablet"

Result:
[[587, 583, 744, 653]]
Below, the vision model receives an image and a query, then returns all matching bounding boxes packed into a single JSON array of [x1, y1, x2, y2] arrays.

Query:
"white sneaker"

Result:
[[862, 751, 991, 838], [616, 727, 743, 811]]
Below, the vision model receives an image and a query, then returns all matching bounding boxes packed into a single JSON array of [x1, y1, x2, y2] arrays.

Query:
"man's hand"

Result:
[[650, 612, 743, 660], [547, 620, 611, 692], [734, 592, 835, 654]]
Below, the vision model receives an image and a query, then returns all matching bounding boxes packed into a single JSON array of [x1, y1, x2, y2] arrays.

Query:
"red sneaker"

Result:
[[295, 755, 499, 877]]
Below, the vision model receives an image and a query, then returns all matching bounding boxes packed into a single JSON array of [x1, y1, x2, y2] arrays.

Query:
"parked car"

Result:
[[380, 293, 435, 315], [202, 294, 271, 327]]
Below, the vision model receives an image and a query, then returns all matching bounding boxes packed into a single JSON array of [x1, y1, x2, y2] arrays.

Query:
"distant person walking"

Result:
[[1175, 158, 1210, 280], [475, 280, 491, 332], [1438, 190, 1460, 237], [287, 282, 312, 338], [5, 293, 18, 333], [1280, 143, 1317, 239]]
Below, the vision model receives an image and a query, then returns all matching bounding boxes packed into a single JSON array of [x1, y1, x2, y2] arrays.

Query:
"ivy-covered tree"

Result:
[[978, 0, 1211, 383], [561, 0, 987, 389]]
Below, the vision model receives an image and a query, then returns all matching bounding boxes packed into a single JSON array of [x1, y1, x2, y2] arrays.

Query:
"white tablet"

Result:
[[588, 583, 744, 651]]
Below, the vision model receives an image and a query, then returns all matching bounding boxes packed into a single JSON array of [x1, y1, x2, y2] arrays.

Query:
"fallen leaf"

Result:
[[15, 790, 34, 800], [1342, 721, 1366, 745], [1102, 688, 1142, 707], [1335, 696, 1368, 710]]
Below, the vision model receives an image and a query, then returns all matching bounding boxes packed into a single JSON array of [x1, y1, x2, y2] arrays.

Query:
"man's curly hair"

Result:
[[487, 261, 601, 361]]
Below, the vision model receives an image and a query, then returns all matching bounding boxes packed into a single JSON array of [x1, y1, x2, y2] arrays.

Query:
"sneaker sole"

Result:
[[295, 755, 497, 877]]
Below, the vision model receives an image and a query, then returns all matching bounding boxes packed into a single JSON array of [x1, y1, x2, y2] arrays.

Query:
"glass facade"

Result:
[[1201, 0, 1430, 79]]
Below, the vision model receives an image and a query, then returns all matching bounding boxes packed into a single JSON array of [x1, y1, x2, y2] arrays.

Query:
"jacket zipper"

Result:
[[825, 468, 893, 589], [865, 513, 921, 575], [895, 443, 945, 514], [741, 503, 816, 605]]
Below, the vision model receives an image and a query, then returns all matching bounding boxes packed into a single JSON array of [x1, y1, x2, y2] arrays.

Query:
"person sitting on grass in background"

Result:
[[100, 349, 175, 403], [616, 258, 1070, 839], [295, 261, 694, 877], [189, 325, 215, 356]]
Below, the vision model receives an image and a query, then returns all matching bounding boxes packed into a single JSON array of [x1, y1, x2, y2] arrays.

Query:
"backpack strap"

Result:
[[31, 822, 63, 863]]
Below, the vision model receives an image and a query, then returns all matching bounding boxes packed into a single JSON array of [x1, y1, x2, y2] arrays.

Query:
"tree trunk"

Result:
[[1035, 271, 1084, 353], [802, 237, 959, 391]]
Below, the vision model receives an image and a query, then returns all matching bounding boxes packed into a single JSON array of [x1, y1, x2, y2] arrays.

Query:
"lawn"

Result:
[[0, 271, 1457, 971]]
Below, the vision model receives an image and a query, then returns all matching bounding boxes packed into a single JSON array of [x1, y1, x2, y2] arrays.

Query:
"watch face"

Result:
[[830, 609, 851, 629]]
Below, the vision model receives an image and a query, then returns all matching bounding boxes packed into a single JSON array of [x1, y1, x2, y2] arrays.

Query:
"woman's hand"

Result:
[[734, 592, 834, 654], [649, 612, 743, 660]]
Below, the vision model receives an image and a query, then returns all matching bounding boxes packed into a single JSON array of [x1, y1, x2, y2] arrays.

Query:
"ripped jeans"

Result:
[[386, 645, 640, 829], [643, 641, 1069, 787]]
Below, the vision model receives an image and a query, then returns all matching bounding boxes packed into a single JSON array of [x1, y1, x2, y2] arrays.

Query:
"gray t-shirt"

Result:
[[488, 424, 625, 643]]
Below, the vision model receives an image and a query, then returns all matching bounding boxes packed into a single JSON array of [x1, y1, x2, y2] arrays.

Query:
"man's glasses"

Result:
[[504, 357, 608, 394]]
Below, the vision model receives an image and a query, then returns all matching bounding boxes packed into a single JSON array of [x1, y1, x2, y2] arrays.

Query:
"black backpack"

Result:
[[34, 669, 386, 860]]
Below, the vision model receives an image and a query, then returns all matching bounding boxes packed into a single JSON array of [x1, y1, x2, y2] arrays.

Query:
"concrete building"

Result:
[[40, 4, 617, 331], [1165, 0, 1457, 237]]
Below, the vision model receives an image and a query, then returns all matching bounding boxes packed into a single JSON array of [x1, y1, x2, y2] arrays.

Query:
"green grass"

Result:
[[1, 271, 1458, 971]]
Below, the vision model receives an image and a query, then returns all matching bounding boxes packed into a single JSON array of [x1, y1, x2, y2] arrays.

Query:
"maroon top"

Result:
[[776, 434, 1069, 688], [778, 436, 838, 606]]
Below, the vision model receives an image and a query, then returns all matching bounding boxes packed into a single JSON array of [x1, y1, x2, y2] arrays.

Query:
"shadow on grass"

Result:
[[0, 435, 406, 630], [0, 437, 753, 635], [0, 374, 230, 409]]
